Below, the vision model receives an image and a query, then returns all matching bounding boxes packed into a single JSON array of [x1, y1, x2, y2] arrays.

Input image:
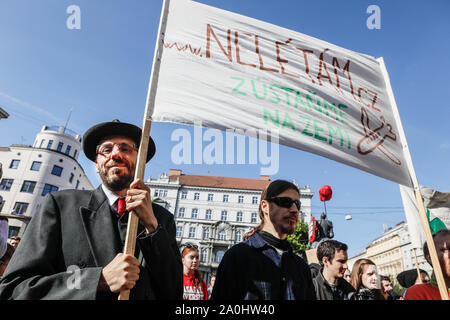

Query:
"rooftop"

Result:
[[168, 169, 271, 191]]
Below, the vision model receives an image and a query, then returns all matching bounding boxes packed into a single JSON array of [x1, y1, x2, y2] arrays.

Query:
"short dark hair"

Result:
[[317, 240, 348, 267], [423, 228, 450, 264], [380, 275, 391, 282]]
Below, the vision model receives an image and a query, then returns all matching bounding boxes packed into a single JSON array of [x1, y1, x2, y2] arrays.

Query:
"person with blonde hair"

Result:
[[350, 258, 384, 300], [211, 180, 315, 300]]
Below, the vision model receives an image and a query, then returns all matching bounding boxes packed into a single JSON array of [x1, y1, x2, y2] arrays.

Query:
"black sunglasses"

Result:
[[183, 242, 198, 250], [268, 197, 301, 210]]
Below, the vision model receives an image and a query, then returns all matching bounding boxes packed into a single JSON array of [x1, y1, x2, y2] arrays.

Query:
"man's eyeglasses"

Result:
[[96, 142, 138, 157], [268, 197, 301, 210]]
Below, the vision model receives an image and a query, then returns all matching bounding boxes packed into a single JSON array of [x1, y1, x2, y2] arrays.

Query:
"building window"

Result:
[[180, 191, 187, 199], [191, 208, 198, 219], [251, 212, 257, 223], [235, 231, 242, 242], [236, 211, 243, 222], [215, 250, 225, 263], [202, 227, 210, 240], [20, 180, 36, 194], [9, 159, 20, 169], [42, 183, 59, 196], [39, 139, 45, 148], [194, 192, 200, 200], [0, 200, 5, 212], [221, 210, 227, 221], [223, 194, 229, 202], [69, 173, 74, 183], [201, 248, 208, 263], [154, 189, 167, 197], [252, 196, 258, 204], [0, 179, 14, 191], [178, 207, 185, 218], [189, 227, 196, 238], [205, 209, 212, 220], [73, 150, 78, 158], [238, 195, 244, 203], [30, 161, 42, 171], [51, 165, 63, 176], [8, 226, 20, 238], [208, 193, 213, 201], [65, 145, 71, 155], [57, 142, 64, 152], [75, 180, 80, 189], [176, 226, 183, 238], [47, 140, 53, 149], [218, 230, 226, 240], [12, 202, 28, 215]]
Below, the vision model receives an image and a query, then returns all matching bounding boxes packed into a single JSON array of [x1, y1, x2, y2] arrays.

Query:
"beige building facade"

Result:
[[366, 233, 403, 279], [348, 221, 433, 284]]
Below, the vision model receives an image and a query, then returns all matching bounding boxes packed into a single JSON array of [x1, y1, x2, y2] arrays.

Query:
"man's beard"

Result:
[[269, 212, 297, 235], [99, 159, 135, 192]]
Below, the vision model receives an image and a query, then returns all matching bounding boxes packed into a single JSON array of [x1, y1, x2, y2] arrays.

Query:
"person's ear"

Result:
[[261, 200, 270, 217], [322, 256, 329, 267]]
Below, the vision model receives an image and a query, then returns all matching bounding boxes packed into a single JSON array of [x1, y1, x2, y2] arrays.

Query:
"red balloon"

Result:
[[319, 185, 332, 201]]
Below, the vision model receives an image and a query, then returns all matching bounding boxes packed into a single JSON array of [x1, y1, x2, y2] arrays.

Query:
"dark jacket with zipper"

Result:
[[312, 268, 355, 300]]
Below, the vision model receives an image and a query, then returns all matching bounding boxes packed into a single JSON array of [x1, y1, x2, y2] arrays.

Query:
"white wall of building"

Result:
[[0, 125, 93, 237]]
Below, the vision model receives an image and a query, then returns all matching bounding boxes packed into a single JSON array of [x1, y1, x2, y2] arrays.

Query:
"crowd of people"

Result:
[[181, 229, 449, 301], [0, 119, 448, 301], [180, 179, 449, 300]]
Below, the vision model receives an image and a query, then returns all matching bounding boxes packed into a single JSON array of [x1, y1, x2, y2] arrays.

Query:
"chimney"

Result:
[[169, 169, 182, 177], [259, 175, 269, 181]]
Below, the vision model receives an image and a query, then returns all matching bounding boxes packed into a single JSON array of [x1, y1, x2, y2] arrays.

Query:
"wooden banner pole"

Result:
[[414, 189, 448, 298], [412, 248, 422, 284], [378, 57, 448, 300], [118, 0, 171, 300], [118, 119, 152, 300]]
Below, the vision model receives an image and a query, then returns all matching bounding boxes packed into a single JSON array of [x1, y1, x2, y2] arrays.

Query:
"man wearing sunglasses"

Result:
[[0, 120, 182, 300], [211, 180, 315, 300]]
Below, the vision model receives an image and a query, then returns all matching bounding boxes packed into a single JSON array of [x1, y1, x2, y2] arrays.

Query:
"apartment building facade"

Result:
[[147, 169, 313, 281], [0, 125, 93, 237]]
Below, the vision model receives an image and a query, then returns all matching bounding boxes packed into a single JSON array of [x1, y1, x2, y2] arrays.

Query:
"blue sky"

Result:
[[0, 0, 449, 257]]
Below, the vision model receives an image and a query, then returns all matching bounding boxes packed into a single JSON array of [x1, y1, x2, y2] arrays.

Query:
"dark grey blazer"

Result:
[[0, 186, 183, 300]]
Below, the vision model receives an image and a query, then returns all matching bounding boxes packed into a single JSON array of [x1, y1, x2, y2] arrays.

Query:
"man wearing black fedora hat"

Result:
[[0, 120, 182, 300]]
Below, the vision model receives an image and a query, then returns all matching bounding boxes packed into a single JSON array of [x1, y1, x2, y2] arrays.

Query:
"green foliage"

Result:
[[287, 221, 309, 260]]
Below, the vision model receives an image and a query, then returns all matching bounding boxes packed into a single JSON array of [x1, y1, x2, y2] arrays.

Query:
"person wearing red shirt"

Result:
[[182, 243, 208, 300], [405, 229, 450, 300]]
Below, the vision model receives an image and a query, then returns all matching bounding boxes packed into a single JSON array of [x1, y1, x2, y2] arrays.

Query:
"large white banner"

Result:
[[150, 0, 413, 187]]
